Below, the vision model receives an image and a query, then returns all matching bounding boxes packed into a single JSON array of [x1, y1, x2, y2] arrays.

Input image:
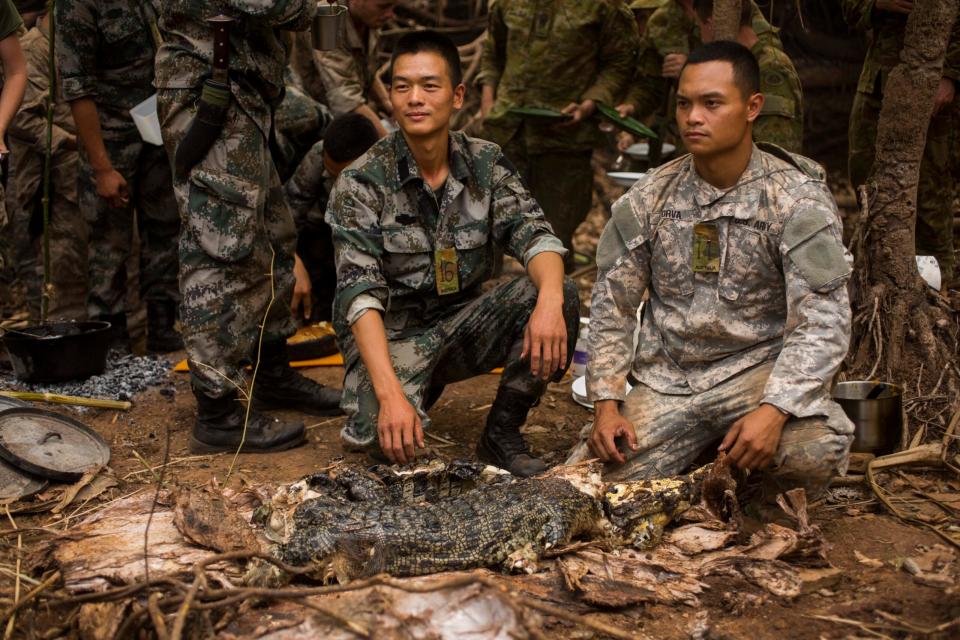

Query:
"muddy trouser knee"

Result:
[[567, 361, 852, 499], [339, 276, 580, 448], [158, 88, 297, 399]]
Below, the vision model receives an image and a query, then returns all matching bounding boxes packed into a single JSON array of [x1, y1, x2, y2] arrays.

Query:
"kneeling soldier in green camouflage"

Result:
[[327, 31, 580, 476]]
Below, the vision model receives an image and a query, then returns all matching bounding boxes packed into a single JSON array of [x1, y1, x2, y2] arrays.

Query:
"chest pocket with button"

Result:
[[381, 224, 433, 291], [717, 221, 783, 305], [650, 221, 694, 298]]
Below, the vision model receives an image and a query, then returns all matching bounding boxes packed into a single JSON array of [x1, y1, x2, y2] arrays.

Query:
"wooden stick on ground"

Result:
[[0, 391, 131, 411]]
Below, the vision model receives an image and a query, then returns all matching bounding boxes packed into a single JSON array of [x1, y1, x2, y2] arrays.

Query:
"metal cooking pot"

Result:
[[2, 321, 112, 382], [312, 2, 345, 51], [832, 381, 902, 455]]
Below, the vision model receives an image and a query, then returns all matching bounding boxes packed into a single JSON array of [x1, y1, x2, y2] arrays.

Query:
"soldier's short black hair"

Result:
[[388, 30, 463, 87], [692, 0, 752, 27], [683, 41, 761, 98], [323, 113, 379, 163]]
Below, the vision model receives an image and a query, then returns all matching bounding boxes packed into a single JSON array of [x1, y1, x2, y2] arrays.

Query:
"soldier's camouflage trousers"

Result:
[[157, 88, 297, 398], [339, 276, 581, 448], [567, 361, 854, 501], [79, 131, 180, 319], [848, 88, 959, 284], [9, 141, 87, 321], [502, 139, 593, 270]]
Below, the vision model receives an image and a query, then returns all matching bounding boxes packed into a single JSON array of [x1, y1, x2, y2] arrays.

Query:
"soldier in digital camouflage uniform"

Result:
[[271, 70, 333, 182], [8, 9, 86, 321], [0, 0, 26, 293], [328, 31, 580, 475], [843, 0, 960, 287], [307, 0, 395, 137], [568, 42, 853, 502], [620, 0, 802, 154], [156, 0, 341, 454], [284, 112, 379, 321], [55, 0, 181, 352], [478, 0, 638, 272]]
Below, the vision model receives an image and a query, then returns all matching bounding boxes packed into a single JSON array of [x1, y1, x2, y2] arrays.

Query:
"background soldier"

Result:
[[619, 0, 800, 153], [843, 0, 960, 288], [478, 0, 638, 272], [284, 112, 379, 322], [312, 0, 396, 137], [0, 0, 26, 281], [56, 0, 182, 353], [156, 1, 341, 454], [8, 7, 86, 320]]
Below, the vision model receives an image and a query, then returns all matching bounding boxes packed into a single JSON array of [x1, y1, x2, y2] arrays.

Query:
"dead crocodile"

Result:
[[265, 458, 735, 582], [278, 461, 603, 579]]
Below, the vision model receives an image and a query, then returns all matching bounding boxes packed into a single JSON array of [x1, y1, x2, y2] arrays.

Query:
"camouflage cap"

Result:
[[629, 0, 667, 9]]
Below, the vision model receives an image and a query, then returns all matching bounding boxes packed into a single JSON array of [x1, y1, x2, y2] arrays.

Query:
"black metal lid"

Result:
[[0, 408, 110, 482], [0, 395, 28, 411], [0, 457, 47, 501]]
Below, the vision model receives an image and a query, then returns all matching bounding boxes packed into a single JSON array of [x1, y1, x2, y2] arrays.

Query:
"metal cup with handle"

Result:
[[313, 0, 346, 51]]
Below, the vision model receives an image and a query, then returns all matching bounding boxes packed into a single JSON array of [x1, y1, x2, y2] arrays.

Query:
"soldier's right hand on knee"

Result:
[[588, 400, 638, 464], [377, 393, 425, 465]]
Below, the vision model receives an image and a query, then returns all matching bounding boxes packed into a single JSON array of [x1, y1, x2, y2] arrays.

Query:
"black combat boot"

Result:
[[251, 339, 343, 415], [146, 300, 183, 353], [190, 387, 306, 454], [476, 387, 547, 477], [99, 312, 131, 356]]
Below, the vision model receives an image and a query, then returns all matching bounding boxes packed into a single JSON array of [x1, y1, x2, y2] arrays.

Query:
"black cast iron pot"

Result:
[[2, 321, 112, 382]]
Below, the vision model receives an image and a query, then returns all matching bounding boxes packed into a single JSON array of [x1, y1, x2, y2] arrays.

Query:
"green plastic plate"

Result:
[[596, 103, 658, 139], [507, 106, 573, 120]]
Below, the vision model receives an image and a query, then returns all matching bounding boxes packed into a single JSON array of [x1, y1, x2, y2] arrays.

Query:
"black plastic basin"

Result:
[[2, 321, 112, 382]]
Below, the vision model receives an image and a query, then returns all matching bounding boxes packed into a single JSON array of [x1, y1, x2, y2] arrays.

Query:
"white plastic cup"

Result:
[[571, 317, 590, 379], [129, 94, 163, 146]]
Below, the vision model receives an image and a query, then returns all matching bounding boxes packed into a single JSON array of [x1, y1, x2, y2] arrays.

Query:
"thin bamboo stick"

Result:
[[0, 391, 131, 410]]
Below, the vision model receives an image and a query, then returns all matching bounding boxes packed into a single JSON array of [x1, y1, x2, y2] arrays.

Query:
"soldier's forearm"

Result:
[[353, 104, 387, 138], [527, 251, 565, 305], [69, 98, 113, 172], [351, 309, 405, 402], [0, 35, 27, 146]]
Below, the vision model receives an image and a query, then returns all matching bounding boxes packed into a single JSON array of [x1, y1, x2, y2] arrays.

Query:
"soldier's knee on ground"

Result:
[[762, 416, 852, 503]]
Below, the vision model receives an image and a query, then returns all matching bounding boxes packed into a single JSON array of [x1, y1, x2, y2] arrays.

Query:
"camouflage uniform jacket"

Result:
[[313, 6, 379, 116], [478, 0, 638, 153], [841, 0, 960, 94], [55, 0, 159, 132], [326, 130, 565, 336], [625, 0, 783, 120], [10, 24, 76, 152], [284, 139, 333, 233], [154, 0, 315, 140], [750, 38, 804, 153], [588, 145, 852, 420]]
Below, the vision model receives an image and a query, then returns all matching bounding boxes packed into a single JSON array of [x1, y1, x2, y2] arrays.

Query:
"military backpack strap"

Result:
[[756, 141, 826, 181]]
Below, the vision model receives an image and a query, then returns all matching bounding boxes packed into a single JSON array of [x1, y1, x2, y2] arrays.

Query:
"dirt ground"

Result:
[[2, 174, 958, 639], [2, 355, 958, 638]]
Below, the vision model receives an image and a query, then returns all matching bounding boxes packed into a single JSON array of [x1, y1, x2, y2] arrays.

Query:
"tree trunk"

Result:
[[712, 0, 742, 42], [846, 0, 959, 446]]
